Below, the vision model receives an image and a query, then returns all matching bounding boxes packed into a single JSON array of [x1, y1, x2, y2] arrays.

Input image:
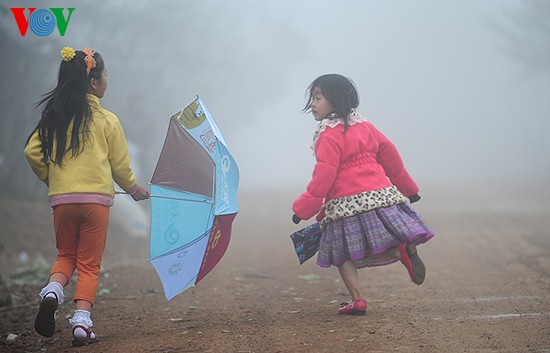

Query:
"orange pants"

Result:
[[50, 204, 109, 305]]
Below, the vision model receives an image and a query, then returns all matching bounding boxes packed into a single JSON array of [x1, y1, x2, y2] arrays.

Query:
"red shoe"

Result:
[[338, 298, 367, 315], [399, 242, 426, 285], [72, 325, 98, 347]]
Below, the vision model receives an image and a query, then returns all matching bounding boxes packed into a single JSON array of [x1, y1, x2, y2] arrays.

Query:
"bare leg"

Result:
[[390, 247, 400, 259], [337, 260, 362, 300], [368, 247, 400, 262], [49, 273, 69, 287], [75, 300, 92, 311]]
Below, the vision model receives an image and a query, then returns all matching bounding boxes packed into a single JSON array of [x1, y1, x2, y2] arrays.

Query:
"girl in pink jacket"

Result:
[[292, 74, 434, 315]]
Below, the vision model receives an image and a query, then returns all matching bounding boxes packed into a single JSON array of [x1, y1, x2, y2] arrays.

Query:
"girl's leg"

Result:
[[35, 205, 79, 337], [67, 204, 108, 345], [75, 300, 92, 311], [73, 204, 109, 309], [398, 242, 426, 285], [51, 204, 80, 285], [49, 273, 69, 286], [337, 260, 362, 300]]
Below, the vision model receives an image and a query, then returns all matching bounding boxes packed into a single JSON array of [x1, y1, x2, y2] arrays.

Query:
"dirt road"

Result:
[[1, 187, 549, 352]]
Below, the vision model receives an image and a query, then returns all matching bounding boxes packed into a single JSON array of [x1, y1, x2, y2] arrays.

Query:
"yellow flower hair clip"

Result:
[[60, 47, 76, 62]]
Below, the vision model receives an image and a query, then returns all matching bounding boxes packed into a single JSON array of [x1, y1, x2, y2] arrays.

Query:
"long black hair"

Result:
[[27, 49, 104, 166], [303, 74, 359, 129]]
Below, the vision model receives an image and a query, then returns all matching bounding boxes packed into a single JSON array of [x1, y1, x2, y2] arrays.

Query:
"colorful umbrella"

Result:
[[149, 97, 239, 300]]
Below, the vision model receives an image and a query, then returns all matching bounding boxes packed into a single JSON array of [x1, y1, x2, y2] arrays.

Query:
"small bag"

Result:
[[289, 223, 322, 265]]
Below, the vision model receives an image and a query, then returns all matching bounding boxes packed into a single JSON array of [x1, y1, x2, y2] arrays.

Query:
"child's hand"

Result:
[[408, 194, 421, 203], [131, 185, 150, 201]]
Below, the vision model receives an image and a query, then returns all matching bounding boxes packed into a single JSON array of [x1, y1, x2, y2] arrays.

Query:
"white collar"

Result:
[[311, 109, 368, 151]]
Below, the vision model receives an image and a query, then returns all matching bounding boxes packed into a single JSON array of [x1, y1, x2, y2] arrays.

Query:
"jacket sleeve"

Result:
[[292, 133, 340, 220], [373, 125, 419, 197], [107, 119, 138, 193], [24, 130, 49, 182]]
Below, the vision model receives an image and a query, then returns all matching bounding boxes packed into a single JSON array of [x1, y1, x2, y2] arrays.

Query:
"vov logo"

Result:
[[10, 8, 75, 36]]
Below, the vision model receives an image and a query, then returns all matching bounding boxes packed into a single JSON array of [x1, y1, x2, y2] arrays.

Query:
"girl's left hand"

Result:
[[131, 185, 150, 201], [408, 194, 421, 203]]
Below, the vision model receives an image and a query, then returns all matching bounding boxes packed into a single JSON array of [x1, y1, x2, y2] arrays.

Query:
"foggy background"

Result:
[[1, 4, 549, 350], [1, 0, 549, 210]]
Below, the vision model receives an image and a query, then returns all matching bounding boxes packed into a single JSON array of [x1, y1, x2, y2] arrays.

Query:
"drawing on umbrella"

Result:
[[149, 97, 239, 301]]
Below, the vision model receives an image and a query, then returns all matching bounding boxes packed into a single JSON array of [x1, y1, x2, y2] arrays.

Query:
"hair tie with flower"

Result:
[[60, 47, 76, 62], [59, 47, 97, 75]]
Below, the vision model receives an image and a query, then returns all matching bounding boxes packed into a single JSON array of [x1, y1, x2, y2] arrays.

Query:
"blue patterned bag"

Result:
[[290, 223, 322, 265]]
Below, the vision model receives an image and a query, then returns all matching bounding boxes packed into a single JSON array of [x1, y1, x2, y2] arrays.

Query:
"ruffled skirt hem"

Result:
[[316, 203, 434, 268]]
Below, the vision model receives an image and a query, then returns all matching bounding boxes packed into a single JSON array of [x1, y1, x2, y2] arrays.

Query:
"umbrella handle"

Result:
[[115, 191, 213, 204]]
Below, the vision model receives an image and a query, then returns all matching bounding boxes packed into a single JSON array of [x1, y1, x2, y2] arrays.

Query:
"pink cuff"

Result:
[[292, 192, 323, 220], [126, 183, 140, 195]]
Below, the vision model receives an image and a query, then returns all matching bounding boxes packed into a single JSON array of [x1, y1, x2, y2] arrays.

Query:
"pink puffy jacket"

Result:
[[292, 121, 418, 221]]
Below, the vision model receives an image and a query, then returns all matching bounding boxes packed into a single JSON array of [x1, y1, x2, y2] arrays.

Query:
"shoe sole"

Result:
[[34, 297, 57, 337], [338, 301, 367, 315], [406, 243, 426, 285], [339, 309, 367, 315]]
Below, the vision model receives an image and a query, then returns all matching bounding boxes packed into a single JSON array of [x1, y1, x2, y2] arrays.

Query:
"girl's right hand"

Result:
[[131, 185, 150, 201]]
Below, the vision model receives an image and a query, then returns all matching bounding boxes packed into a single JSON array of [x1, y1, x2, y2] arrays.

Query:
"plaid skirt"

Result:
[[317, 202, 434, 268]]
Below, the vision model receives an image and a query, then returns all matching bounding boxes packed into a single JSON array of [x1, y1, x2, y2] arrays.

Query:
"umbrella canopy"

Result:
[[150, 97, 239, 300]]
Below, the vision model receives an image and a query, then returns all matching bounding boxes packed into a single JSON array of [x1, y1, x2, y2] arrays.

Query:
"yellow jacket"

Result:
[[25, 94, 138, 199]]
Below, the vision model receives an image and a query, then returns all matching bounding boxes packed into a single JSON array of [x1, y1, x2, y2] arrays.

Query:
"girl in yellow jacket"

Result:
[[25, 47, 149, 346]]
